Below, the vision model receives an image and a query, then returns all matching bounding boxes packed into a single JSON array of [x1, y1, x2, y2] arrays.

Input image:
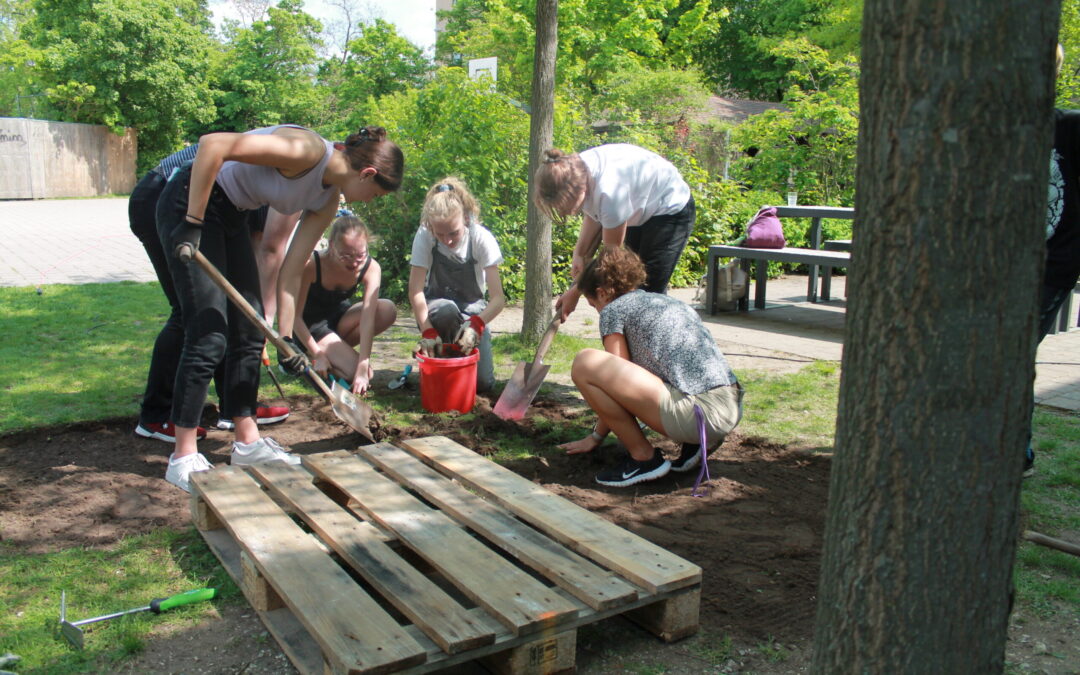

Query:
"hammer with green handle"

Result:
[[59, 587, 216, 648]]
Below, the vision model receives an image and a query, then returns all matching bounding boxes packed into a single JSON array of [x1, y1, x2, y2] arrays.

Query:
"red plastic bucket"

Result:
[[415, 348, 479, 413]]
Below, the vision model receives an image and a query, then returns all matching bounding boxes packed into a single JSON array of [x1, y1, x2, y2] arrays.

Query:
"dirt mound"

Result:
[[0, 393, 828, 645]]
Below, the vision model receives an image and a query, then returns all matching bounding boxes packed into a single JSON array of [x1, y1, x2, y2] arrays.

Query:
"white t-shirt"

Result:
[[580, 144, 691, 229], [409, 222, 504, 294]]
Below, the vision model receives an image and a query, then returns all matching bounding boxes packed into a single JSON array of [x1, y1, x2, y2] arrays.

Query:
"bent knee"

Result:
[[571, 348, 607, 377]]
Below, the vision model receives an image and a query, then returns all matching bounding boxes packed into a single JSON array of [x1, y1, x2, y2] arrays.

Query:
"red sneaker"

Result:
[[134, 421, 207, 443], [215, 404, 291, 430]]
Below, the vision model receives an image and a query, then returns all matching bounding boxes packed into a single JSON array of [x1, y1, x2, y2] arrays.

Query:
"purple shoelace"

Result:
[[692, 404, 711, 497]]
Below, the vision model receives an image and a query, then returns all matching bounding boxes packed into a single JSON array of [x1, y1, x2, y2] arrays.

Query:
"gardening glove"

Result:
[[171, 215, 203, 262], [454, 315, 484, 354], [277, 335, 311, 376], [418, 327, 441, 357]]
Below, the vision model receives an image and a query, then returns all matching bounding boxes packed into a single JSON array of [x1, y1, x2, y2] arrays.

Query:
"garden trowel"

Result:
[[493, 316, 560, 420], [187, 249, 374, 441], [59, 588, 216, 649]]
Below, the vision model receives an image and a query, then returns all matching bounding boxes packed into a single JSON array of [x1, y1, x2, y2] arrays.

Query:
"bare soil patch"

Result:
[[2, 389, 1075, 673]]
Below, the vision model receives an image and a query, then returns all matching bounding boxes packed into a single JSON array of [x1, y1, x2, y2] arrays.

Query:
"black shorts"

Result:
[[306, 299, 354, 343], [624, 195, 695, 294], [247, 205, 270, 235]]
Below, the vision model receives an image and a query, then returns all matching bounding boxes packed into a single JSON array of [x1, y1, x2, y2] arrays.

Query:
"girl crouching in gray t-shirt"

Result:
[[560, 247, 743, 487]]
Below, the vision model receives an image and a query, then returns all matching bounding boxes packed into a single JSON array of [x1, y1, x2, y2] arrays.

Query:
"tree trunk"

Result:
[[522, 0, 558, 341], [811, 1, 1060, 672]]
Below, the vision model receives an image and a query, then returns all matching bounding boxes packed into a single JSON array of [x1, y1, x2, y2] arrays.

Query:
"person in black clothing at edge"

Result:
[[1026, 44, 1080, 476]]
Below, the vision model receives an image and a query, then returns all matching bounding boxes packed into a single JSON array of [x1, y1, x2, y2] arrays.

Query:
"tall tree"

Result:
[[811, 0, 1060, 672], [438, 0, 710, 109], [213, 0, 322, 131], [695, 0, 832, 100], [523, 0, 557, 340], [25, 0, 216, 168]]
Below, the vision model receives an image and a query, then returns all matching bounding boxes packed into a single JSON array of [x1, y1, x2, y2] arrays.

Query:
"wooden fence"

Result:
[[0, 117, 136, 199]]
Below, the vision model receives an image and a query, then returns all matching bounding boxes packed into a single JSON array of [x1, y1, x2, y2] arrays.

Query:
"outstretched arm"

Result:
[[278, 199, 337, 340]]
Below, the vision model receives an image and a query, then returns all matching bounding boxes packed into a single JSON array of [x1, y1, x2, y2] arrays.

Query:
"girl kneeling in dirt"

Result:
[[408, 177, 506, 393], [559, 247, 743, 488], [157, 124, 403, 492], [291, 212, 396, 395]]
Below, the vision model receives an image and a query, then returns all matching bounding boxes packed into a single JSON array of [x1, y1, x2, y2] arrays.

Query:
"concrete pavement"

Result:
[[3, 196, 1080, 412]]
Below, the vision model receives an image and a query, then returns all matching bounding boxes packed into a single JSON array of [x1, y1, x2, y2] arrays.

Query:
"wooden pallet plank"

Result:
[[248, 461, 497, 655], [397, 436, 701, 594], [359, 443, 639, 611], [190, 466, 426, 675], [304, 452, 580, 636]]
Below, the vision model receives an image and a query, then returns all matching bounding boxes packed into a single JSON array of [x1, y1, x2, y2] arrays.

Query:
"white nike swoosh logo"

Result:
[[621, 468, 641, 480]]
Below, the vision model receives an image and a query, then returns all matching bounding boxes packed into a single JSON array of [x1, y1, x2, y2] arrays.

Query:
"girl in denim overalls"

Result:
[[407, 177, 506, 393]]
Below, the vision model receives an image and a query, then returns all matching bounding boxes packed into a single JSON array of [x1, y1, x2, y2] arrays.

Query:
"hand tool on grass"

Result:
[[262, 353, 287, 400], [59, 588, 216, 649], [493, 315, 560, 420], [187, 249, 374, 441], [388, 364, 412, 390]]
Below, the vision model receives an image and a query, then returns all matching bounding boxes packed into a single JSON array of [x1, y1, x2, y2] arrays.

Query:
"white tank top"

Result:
[[215, 125, 337, 214]]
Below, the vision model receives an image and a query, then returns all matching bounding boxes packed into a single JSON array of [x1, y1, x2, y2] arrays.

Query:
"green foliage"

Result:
[[209, 0, 323, 132], [730, 38, 859, 208], [25, 0, 216, 170], [1057, 0, 1080, 108], [592, 63, 711, 128], [321, 18, 432, 135], [695, 0, 834, 99], [437, 0, 713, 113]]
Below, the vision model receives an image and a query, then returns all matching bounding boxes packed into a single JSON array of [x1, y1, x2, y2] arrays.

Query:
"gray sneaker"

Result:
[[230, 437, 300, 466], [165, 452, 214, 493]]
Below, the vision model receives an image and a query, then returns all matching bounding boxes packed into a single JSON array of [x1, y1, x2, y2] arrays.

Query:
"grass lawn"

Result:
[[0, 282, 1076, 672]]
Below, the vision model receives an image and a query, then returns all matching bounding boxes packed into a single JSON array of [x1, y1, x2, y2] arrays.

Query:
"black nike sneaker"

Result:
[[595, 449, 671, 487]]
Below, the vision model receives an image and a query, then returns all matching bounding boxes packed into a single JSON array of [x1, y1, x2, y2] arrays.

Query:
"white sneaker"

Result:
[[165, 452, 214, 493], [230, 437, 300, 466]]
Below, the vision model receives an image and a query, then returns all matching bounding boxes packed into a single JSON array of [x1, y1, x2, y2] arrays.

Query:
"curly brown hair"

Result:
[[577, 246, 646, 301]]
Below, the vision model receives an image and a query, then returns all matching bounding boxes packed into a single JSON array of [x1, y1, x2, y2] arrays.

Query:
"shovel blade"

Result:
[[493, 361, 550, 420], [330, 380, 375, 441]]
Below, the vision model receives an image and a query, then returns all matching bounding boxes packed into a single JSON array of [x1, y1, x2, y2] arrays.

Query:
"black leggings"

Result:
[[130, 171, 224, 425], [624, 195, 695, 294], [156, 165, 264, 429]]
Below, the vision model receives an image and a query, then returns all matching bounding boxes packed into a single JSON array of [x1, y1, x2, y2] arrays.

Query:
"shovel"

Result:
[[59, 588, 216, 649], [189, 249, 374, 441], [493, 315, 561, 420]]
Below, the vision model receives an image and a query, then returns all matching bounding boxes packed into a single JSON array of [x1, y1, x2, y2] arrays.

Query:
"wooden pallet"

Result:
[[190, 435, 702, 675]]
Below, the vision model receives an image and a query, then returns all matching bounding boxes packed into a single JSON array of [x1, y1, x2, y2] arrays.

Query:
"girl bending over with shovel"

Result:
[[560, 247, 743, 488], [291, 212, 396, 395], [408, 177, 506, 393], [157, 124, 403, 492]]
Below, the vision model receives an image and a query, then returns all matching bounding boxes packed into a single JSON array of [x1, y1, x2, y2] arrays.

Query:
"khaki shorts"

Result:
[[659, 382, 743, 446]]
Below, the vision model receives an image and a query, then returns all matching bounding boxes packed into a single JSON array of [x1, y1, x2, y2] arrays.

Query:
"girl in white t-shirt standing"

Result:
[[533, 143, 695, 319], [408, 177, 506, 392]]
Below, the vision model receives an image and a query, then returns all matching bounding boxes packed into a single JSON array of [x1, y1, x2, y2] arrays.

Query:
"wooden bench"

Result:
[[705, 205, 855, 313], [707, 245, 852, 312]]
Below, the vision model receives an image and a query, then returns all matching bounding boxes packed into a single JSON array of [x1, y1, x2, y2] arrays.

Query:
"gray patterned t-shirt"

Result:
[[599, 290, 736, 394]]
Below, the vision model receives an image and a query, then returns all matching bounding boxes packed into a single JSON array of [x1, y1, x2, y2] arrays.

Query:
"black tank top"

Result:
[[301, 251, 370, 325]]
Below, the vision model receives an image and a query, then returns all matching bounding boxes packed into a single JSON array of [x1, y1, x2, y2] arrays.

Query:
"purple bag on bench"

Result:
[[743, 207, 786, 249]]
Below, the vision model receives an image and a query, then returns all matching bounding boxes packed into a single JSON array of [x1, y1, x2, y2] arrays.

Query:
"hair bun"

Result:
[[543, 148, 564, 163], [345, 126, 388, 147]]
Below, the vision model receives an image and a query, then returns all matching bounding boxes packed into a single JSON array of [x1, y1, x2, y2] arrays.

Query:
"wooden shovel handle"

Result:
[[534, 315, 561, 365], [1024, 530, 1080, 558], [190, 249, 333, 402]]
